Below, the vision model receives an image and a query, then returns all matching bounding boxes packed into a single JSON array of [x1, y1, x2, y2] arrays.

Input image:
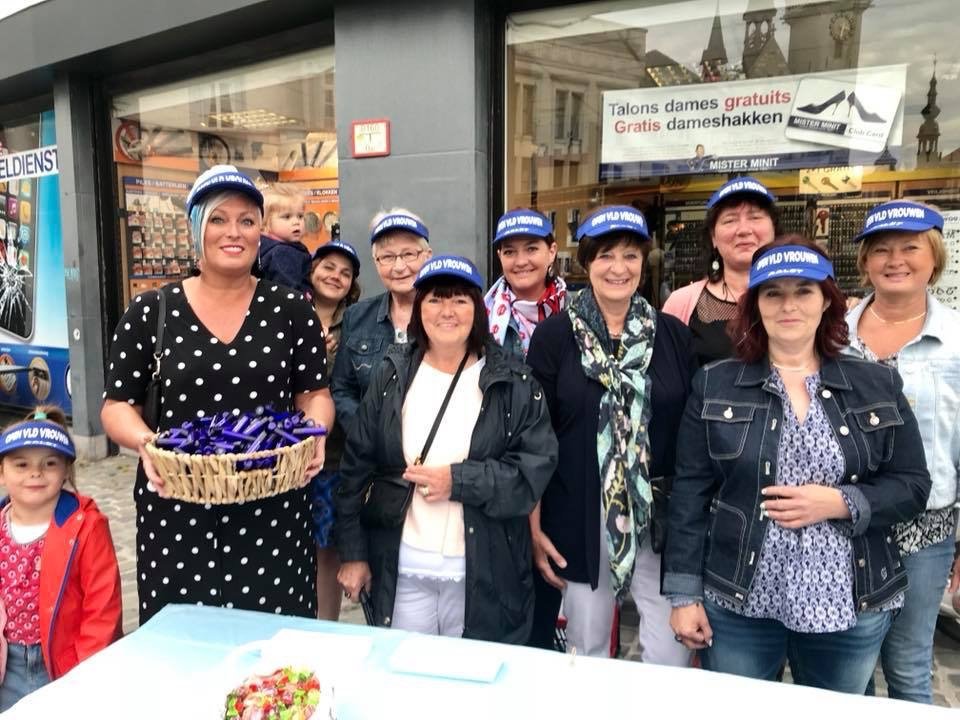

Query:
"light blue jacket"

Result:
[[845, 292, 960, 513]]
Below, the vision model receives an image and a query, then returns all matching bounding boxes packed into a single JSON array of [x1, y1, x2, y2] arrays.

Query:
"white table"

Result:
[[5, 604, 952, 719]]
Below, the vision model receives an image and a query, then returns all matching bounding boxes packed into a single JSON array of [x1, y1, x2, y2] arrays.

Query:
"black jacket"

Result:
[[335, 339, 558, 643], [526, 311, 697, 589], [662, 356, 932, 611]]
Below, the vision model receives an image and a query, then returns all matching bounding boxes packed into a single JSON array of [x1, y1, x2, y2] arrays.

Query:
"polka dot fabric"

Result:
[[0, 512, 44, 645], [105, 281, 328, 624]]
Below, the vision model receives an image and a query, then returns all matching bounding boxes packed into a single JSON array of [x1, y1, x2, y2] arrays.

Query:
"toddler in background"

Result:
[[260, 183, 313, 294], [0, 407, 122, 711]]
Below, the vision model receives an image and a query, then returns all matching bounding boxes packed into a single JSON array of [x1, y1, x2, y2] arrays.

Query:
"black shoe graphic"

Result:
[[797, 90, 846, 115], [846, 91, 885, 123]]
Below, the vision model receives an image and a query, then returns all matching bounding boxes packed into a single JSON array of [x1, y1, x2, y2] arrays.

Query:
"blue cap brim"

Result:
[[187, 180, 264, 217], [749, 267, 832, 288], [0, 421, 76, 460], [312, 245, 360, 274]]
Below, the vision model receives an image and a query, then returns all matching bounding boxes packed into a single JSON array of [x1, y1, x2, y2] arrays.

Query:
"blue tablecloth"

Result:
[[5, 604, 950, 719]]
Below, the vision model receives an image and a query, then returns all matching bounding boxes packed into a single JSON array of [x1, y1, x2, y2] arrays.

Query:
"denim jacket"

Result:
[[330, 292, 398, 433], [845, 292, 960, 514], [663, 355, 931, 611]]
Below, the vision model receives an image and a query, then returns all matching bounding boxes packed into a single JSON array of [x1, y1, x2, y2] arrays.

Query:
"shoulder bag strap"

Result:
[[413, 350, 470, 466], [151, 288, 167, 380]]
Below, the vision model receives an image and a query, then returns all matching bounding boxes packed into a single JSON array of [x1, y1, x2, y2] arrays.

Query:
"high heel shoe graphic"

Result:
[[797, 90, 846, 115], [845, 91, 885, 123]]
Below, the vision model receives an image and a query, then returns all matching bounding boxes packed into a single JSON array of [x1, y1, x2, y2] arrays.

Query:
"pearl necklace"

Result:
[[868, 305, 926, 326]]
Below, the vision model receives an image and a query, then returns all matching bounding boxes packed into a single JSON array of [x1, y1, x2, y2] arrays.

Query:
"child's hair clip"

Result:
[[34, 410, 48, 420]]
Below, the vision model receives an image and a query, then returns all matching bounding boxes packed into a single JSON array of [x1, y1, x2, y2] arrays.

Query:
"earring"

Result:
[[710, 247, 721, 273]]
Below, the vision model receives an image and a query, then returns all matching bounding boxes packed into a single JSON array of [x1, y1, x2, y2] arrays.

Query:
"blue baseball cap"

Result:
[[0, 421, 76, 460], [313, 240, 361, 275], [414, 254, 483, 290], [576, 205, 649, 242], [707, 176, 776, 209], [370, 213, 430, 244], [493, 209, 553, 245], [186, 164, 264, 217], [749, 244, 835, 289], [854, 201, 944, 242]]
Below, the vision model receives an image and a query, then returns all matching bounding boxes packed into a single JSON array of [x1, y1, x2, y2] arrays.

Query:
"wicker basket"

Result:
[[144, 436, 316, 504]]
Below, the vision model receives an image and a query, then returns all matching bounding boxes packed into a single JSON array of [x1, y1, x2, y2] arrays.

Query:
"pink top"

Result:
[[0, 510, 45, 645], [661, 278, 708, 325]]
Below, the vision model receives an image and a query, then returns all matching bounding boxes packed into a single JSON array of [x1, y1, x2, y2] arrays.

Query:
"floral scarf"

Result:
[[484, 275, 567, 356], [567, 288, 657, 598]]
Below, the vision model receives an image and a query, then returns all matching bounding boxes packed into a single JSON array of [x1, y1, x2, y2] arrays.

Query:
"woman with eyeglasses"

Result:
[[330, 209, 433, 434]]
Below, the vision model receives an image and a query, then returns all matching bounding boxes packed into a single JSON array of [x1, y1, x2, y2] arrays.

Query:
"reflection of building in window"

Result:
[[917, 62, 942, 167], [644, 50, 700, 87], [554, 89, 584, 142], [741, 1, 789, 79], [508, 29, 648, 197], [521, 84, 536, 137], [783, 1, 871, 74], [700, 9, 728, 82]]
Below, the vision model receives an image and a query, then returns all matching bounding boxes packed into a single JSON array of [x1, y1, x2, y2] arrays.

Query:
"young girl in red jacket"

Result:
[[0, 406, 122, 711]]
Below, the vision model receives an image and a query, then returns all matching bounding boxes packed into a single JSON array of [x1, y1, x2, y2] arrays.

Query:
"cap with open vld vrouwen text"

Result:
[[369, 214, 430, 244], [493, 209, 553, 245], [575, 206, 649, 242], [186, 164, 264, 217], [707, 176, 776, 209], [414, 254, 483, 290], [312, 240, 361, 275], [854, 200, 944, 242], [0, 421, 76, 460], [748, 244, 835, 289]]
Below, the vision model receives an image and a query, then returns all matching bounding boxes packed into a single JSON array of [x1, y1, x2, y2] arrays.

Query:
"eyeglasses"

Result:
[[375, 249, 425, 267]]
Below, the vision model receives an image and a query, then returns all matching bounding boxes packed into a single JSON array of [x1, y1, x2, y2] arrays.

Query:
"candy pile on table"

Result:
[[154, 406, 326, 471]]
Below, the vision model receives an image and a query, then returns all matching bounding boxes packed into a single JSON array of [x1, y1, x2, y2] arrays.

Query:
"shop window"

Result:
[[507, 0, 960, 305], [0, 111, 71, 412], [110, 47, 338, 305]]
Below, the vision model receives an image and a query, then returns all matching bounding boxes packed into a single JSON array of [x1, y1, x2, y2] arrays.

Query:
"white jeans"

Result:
[[392, 574, 466, 637], [562, 535, 691, 666]]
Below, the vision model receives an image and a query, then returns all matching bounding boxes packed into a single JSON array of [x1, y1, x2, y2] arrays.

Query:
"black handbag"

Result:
[[359, 351, 469, 529], [141, 288, 166, 432], [648, 475, 672, 555]]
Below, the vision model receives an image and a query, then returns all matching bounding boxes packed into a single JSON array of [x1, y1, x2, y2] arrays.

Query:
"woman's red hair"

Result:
[[729, 235, 849, 363]]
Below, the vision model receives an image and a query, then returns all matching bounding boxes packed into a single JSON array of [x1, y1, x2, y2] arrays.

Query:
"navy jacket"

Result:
[[330, 292, 397, 433], [526, 310, 697, 588], [258, 235, 312, 294], [663, 355, 932, 611]]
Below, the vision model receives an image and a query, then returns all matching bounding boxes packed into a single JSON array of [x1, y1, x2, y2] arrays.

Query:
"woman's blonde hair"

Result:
[[856, 207, 947, 287], [369, 207, 430, 256], [1, 405, 77, 488]]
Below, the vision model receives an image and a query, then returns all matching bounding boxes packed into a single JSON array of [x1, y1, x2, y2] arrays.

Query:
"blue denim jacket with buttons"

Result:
[[330, 292, 398, 433], [663, 355, 931, 611], [845, 292, 960, 514]]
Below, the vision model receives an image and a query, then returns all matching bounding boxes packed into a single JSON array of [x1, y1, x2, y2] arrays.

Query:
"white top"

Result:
[[9, 518, 49, 544], [399, 357, 484, 578]]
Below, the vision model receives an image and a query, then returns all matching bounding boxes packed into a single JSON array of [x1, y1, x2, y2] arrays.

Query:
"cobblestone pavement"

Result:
[[78, 455, 958, 707]]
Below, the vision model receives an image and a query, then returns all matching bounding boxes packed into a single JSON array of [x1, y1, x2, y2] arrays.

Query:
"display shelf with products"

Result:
[[116, 167, 197, 306]]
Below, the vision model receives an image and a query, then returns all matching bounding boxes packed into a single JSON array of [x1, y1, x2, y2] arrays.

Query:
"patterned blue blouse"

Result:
[[708, 371, 901, 633]]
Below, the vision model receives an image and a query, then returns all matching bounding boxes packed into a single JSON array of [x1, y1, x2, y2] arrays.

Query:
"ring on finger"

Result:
[[674, 633, 683, 643], [419, 484, 430, 498]]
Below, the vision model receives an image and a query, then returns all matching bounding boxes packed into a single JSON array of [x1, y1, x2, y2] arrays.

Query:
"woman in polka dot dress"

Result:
[[100, 165, 334, 625]]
